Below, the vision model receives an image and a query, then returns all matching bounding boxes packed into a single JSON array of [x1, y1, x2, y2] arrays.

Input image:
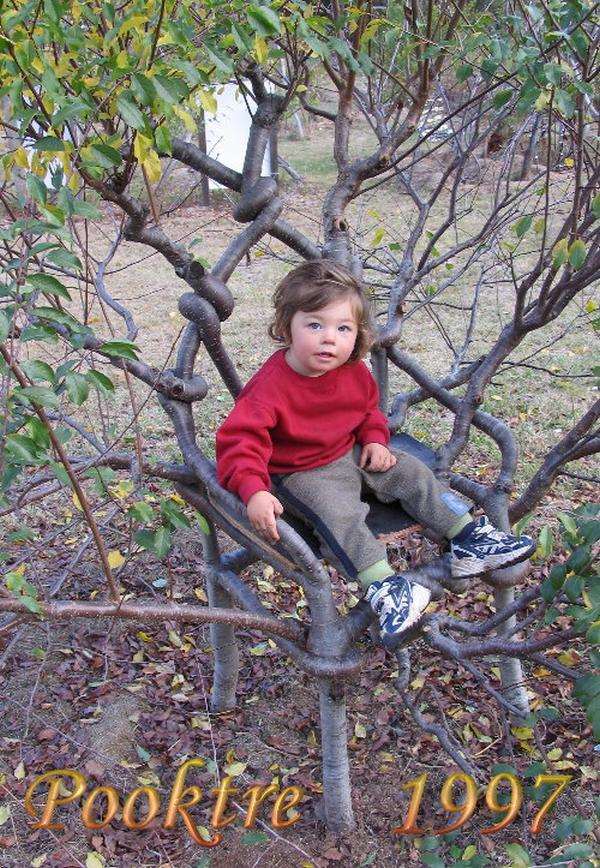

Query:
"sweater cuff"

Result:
[[238, 476, 271, 505], [357, 428, 390, 447]]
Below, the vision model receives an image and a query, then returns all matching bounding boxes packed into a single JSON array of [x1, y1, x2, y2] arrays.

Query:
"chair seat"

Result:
[[282, 433, 436, 557]]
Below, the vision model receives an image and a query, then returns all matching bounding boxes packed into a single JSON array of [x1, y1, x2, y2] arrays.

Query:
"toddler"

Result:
[[216, 261, 535, 646]]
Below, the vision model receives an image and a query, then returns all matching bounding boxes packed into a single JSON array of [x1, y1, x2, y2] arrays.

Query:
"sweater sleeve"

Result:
[[354, 367, 390, 447], [216, 398, 277, 504]]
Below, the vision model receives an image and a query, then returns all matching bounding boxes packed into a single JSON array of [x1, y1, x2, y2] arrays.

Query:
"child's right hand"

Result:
[[246, 491, 284, 542]]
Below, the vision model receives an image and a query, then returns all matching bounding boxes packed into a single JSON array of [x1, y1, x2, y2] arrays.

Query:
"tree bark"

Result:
[[319, 678, 355, 832], [206, 573, 240, 711]]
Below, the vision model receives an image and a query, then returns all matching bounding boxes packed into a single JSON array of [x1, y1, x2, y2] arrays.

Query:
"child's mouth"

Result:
[[317, 352, 335, 358]]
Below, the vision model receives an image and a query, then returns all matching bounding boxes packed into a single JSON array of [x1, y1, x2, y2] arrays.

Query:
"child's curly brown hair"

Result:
[[268, 260, 374, 362]]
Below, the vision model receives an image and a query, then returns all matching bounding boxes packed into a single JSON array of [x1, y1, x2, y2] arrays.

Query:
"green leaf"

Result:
[[16, 385, 59, 409], [568, 239, 586, 270], [557, 512, 578, 536], [5, 434, 39, 461], [536, 525, 553, 558], [504, 843, 531, 868], [64, 372, 89, 405], [34, 306, 79, 328], [116, 93, 146, 130], [513, 215, 532, 238], [21, 595, 43, 614], [231, 23, 253, 53], [71, 198, 102, 219], [586, 622, 600, 645], [204, 43, 234, 74], [129, 501, 155, 523], [20, 359, 55, 383], [456, 64, 473, 82], [32, 135, 66, 152], [247, 5, 281, 37], [86, 370, 114, 393], [135, 527, 171, 557], [592, 194, 600, 220], [46, 248, 82, 270], [554, 88, 575, 118], [26, 273, 71, 300], [420, 855, 445, 868], [154, 124, 172, 155], [136, 745, 151, 762], [241, 830, 270, 845], [99, 340, 140, 361], [131, 73, 156, 105], [153, 74, 187, 105], [0, 310, 10, 342], [161, 499, 190, 529], [492, 88, 513, 109], [552, 238, 569, 269], [26, 174, 47, 205], [196, 512, 211, 535], [153, 526, 172, 557], [88, 144, 123, 168]]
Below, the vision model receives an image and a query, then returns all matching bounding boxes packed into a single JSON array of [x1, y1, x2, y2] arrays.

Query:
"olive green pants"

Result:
[[272, 444, 470, 580]]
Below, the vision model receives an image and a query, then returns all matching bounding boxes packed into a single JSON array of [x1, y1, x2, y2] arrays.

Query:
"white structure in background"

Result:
[[203, 83, 271, 189]]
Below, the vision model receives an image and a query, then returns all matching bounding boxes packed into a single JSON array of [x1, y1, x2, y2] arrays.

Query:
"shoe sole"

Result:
[[451, 541, 536, 578], [379, 587, 431, 649], [381, 609, 427, 649]]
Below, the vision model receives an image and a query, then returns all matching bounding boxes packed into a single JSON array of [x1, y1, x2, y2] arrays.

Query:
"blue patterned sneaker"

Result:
[[365, 575, 431, 648], [450, 514, 536, 578]]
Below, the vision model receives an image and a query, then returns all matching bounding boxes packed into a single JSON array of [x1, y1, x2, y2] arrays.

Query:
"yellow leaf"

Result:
[[110, 480, 133, 500], [378, 752, 396, 763], [224, 761, 247, 776], [31, 855, 47, 867], [354, 722, 367, 739], [14, 761, 25, 780], [168, 629, 182, 648], [198, 90, 217, 115], [249, 643, 267, 656], [132, 650, 144, 663], [564, 157, 574, 167], [547, 747, 562, 760], [72, 492, 83, 511], [254, 35, 267, 64], [86, 851, 106, 868], [511, 726, 533, 739], [410, 676, 425, 689], [133, 133, 152, 162], [172, 104, 196, 134], [107, 550, 125, 569], [307, 729, 317, 747], [142, 150, 162, 183], [0, 805, 11, 826], [14, 147, 29, 169]]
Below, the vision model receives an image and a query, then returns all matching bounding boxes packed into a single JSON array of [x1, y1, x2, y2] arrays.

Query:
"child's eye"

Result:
[[339, 325, 353, 332], [307, 322, 321, 329]]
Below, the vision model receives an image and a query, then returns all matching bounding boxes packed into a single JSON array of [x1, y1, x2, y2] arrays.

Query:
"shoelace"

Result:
[[472, 520, 506, 542]]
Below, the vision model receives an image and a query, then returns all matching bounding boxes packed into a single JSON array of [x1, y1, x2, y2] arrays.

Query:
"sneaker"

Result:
[[365, 575, 431, 648], [450, 514, 536, 578]]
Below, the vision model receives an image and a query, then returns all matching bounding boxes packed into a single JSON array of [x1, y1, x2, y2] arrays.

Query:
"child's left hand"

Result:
[[359, 443, 397, 472]]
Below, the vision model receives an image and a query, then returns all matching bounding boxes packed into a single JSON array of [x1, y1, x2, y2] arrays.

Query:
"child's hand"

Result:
[[359, 443, 397, 472], [246, 491, 284, 542]]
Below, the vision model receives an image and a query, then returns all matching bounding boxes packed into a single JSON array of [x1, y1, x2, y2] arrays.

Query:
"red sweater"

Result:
[[216, 349, 390, 504]]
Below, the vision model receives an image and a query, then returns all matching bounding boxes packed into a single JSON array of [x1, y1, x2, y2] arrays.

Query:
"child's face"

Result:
[[285, 295, 359, 377]]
